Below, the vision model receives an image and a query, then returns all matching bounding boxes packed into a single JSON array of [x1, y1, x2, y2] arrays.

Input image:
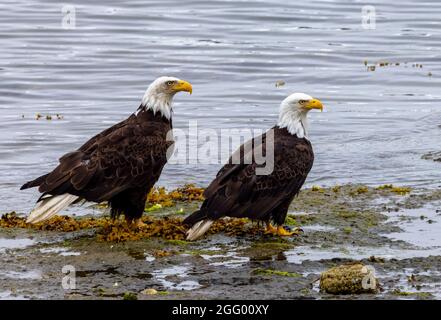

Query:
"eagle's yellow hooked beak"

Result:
[[172, 80, 193, 95], [305, 98, 323, 112]]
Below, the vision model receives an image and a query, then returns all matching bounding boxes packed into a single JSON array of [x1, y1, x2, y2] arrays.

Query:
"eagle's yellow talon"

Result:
[[264, 222, 278, 234], [277, 226, 303, 236], [133, 219, 147, 229]]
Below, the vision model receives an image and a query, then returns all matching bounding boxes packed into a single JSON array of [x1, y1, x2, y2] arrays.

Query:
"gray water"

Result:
[[1, 0, 441, 214]]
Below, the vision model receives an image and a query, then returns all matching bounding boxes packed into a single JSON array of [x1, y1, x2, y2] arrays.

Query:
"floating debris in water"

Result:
[[35, 113, 64, 120], [364, 60, 429, 74], [421, 152, 441, 162], [275, 80, 286, 88]]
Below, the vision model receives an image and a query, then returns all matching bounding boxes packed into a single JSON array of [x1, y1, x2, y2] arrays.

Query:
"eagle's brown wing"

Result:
[[22, 116, 172, 203], [186, 127, 314, 224]]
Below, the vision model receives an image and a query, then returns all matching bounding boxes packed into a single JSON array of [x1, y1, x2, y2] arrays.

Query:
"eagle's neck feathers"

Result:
[[277, 106, 309, 139], [139, 90, 173, 120]]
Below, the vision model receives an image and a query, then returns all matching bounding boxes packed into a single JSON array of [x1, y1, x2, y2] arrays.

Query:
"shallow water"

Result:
[[385, 204, 441, 248], [152, 264, 202, 290], [0, 238, 35, 253], [1, 0, 441, 213]]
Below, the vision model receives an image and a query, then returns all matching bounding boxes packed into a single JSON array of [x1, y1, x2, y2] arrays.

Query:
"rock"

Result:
[[141, 288, 158, 295], [320, 263, 379, 294], [368, 255, 385, 263], [123, 292, 138, 300]]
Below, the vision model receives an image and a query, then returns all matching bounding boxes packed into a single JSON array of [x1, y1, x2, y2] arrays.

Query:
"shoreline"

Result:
[[1, 184, 441, 299]]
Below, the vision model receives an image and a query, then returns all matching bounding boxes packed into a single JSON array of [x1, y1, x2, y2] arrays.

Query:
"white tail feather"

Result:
[[186, 219, 214, 241], [26, 194, 79, 224]]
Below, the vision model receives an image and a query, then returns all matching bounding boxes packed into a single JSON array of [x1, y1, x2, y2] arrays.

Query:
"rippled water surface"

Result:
[[1, 0, 441, 213]]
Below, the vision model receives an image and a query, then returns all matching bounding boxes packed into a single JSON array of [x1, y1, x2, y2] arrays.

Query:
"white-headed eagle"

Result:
[[184, 93, 323, 240], [21, 76, 192, 227]]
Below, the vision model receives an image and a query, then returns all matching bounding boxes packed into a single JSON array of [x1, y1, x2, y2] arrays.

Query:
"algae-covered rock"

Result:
[[141, 288, 158, 295], [320, 263, 378, 294], [123, 292, 138, 300]]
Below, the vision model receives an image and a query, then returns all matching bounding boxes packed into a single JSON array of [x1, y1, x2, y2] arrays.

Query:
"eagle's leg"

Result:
[[113, 188, 149, 229], [269, 200, 303, 236], [264, 222, 278, 234]]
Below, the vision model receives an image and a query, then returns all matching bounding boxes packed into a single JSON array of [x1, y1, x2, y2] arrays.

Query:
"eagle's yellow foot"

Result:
[[277, 226, 303, 236], [264, 222, 278, 234], [133, 219, 147, 229]]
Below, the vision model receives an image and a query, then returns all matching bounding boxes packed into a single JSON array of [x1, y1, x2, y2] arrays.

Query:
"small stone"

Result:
[[141, 288, 158, 295], [368, 255, 385, 263]]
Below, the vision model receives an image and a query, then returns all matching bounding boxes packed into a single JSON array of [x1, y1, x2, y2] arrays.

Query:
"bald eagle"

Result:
[[21, 76, 192, 226], [184, 93, 323, 240]]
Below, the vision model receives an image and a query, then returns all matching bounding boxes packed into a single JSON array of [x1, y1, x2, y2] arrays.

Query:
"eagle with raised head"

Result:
[[184, 93, 323, 240], [21, 76, 192, 227]]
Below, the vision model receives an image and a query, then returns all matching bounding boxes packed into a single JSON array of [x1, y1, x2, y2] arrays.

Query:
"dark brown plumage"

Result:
[[22, 76, 192, 225], [184, 92, 322, 240], [184, 126, 314, 233], [21, 107, 173, 221]]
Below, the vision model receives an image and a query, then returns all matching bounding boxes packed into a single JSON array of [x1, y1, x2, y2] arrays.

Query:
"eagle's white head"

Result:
[[278, 92, 323, 139], [140, 76, 193, 119]]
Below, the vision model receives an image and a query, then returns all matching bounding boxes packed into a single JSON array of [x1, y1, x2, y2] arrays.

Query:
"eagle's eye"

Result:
[[166, 81, 174, 86], [299, 100, 307, 105]]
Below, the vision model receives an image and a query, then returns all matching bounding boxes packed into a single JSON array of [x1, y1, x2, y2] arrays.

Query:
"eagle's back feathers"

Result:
[[21, 107, 173, 222], [184, 126, 314, 239]]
